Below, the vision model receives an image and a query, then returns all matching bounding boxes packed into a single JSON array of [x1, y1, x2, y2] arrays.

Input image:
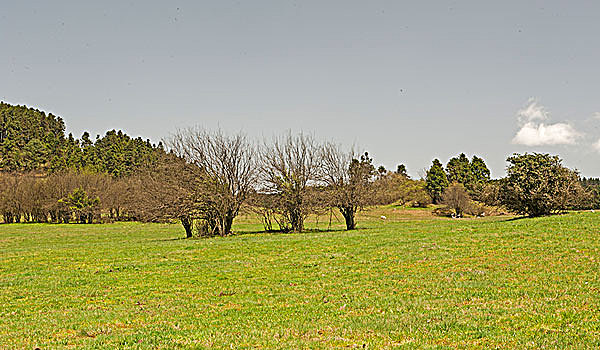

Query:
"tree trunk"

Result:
[[290, 214, 303, 232], [289, 206, 304, 233], [344, 212, 355, 230], [223, 214, 234, 236], [340, 206, 356, 230], [3, 213, 12, 223], [180, 216, 193, 238]]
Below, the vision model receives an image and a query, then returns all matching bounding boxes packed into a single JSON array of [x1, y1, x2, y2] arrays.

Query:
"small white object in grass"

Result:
[[380, 215, 387, 220], [592, 210, 595, 213]]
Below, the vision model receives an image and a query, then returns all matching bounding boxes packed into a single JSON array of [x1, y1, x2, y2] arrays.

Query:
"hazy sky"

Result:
[[2, 1, 600, 177]]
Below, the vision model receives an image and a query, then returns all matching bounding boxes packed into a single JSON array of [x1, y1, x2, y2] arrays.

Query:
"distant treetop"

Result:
[[0, 102, 164, 176]]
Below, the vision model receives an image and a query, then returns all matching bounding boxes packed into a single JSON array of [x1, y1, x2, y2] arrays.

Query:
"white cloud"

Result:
[[517, 98, 549, 124], [594, 139, 600, 153], [513, 122, 581, 146], [512, 98, 582, 146], [594, 112, 600, 120]]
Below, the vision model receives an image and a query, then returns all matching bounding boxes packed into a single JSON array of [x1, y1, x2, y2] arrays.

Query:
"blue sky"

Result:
[[2, 1, 600, 177]]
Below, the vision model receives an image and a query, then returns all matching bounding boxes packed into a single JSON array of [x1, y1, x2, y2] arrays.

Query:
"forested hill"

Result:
[[0, 102, 164, 176]]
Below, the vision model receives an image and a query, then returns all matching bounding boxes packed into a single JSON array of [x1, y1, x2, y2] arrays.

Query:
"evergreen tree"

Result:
[[470, 155, 491, 184], [59, 187, 100, 224], [396, 164, 408, 178], [446, 153, 473, 185], [425, 159, 449, 203], [0, 102, 164, 176], [500, 153, 584, 216], [0, 102, 66, 171], [445, 153, 491, 196]]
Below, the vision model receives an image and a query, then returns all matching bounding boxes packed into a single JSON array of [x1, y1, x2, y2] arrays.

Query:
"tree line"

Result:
[[0, 102, 163, 175], [0, 170, 136, 224], [0, 121, 432, 234], [424, 152, 596, 217], [1, 102, 599, 237]]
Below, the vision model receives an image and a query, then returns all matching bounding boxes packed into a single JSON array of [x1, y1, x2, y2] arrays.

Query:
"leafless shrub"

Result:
[[165, 127, 258, 236], [259, 132, 324, 232], [442, 183, 471, 217], [321, 145, 375, 230]]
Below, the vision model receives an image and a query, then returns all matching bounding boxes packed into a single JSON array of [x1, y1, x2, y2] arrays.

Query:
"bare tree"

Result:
[[0, 170, 111, 224], [128, 153, 203, 237], [260, 132, 323, 232], [321, 145, 375, 230], [248, 192, 287, 232], [100, 176, 130, 221], [0, 173, 24, 223], [442, 183, 471, 217], [166, 128, 258, 236]]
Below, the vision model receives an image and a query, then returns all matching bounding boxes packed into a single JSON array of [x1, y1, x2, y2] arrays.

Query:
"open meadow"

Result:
[[1, 207, 599, 349]]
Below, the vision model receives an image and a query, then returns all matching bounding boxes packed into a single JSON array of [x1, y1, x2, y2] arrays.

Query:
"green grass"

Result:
[[1, 209, 599, 348]]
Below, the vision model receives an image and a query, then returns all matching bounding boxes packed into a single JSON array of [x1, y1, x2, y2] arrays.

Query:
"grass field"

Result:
[[1, 207, 599, 349]]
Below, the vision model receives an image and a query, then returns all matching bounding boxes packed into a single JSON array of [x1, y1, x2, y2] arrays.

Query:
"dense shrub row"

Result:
[[0, 171, 131, 224]]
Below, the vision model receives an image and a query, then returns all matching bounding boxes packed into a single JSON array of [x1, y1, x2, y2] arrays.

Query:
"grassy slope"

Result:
[[0, 209, 599, 349]]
